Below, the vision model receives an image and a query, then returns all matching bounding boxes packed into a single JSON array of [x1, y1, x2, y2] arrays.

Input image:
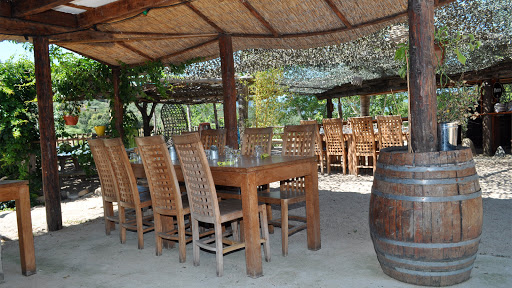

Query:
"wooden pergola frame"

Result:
[[1, 2, 447, 270]]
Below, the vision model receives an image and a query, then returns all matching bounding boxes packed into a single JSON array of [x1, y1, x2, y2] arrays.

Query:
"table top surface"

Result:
[[0, 180, 29, 188]]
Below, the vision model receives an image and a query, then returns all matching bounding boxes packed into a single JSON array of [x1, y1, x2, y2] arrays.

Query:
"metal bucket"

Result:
[[438, 122, 458, 151]]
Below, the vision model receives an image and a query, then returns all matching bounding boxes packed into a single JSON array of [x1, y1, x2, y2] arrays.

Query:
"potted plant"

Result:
[[58, 101, 81, 125]]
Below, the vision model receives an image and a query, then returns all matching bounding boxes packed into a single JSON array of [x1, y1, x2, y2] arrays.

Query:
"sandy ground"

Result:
[[0, 154, 511, 287]]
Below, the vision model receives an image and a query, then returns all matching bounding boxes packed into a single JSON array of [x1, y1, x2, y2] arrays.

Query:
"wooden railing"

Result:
[[56, 133, 92, 147]]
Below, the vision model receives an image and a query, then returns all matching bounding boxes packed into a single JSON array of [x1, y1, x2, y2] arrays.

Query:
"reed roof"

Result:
[[1, 0, 454, 66]]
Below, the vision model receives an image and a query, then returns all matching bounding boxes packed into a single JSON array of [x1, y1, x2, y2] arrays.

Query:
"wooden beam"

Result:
[[33, 36, 62, 232], [51, 31, 217, 45], [239, 0, 279, 37], [482, 81, 493, 155], [65, 3, 94, 11], [360, 95, 370, 116], [326, 98, 333, 118], [158, 38, 218, 61], [77, 0, 182, 28], [0, 15, 71, 35], [118, 42, 154, 61], [323, 0, 353, 28], [185, 2, 224, 33], [219, 34, 238, 149], [13, 0, 73, 17], [112, 67, 124, 140], [408, 0, 437, 153], [0, 1, 12, 17], [22, 10, 77, 28]]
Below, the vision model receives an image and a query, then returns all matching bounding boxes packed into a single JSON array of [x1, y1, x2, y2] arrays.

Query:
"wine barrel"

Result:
[[370, 147, 482, 286]]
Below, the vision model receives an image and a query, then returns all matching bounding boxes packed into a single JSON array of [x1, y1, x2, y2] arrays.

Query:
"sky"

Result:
[[0, 41, 34, 62]]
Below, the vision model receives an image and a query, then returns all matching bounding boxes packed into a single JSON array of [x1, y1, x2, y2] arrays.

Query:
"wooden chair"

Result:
[[349, 116, 378, 174], [376, 115, 405, 149], [300, 120, 326, 174], [161, 103, 189, 144], [173, 132, 270, 276], [135, 135, 192, 262], [321, 118, 347, 175], [88, 138, 120, 235], [200, 129, 226, 155], [257, 124, 316, 256], [103, 138, 154, 249]]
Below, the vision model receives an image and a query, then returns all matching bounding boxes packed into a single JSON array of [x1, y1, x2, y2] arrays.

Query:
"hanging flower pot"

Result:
[[63, 115, 79, 125], [94, 125, 106, 136]]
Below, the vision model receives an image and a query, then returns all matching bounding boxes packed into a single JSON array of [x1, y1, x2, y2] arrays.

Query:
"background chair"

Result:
[[321, 118, 347, 175], [173, 132, 270, 276], [300, 120, 326, 174], [200, 129, 226, 155], [161, 104, 189, 144], [257, 124, 316, 256], [376, 115, 405, 149], [87, 138, 120, 235], [103, 138, 154, 249], [350, 116, 378, 174], [135, 135, 192, 262]]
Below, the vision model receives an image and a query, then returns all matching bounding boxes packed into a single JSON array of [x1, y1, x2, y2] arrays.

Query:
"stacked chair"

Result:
[[257, 124, 316, 256], [322, 118, 347, 175]]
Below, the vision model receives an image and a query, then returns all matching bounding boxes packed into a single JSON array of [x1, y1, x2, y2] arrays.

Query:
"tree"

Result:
[[249, 68, 286, 128]]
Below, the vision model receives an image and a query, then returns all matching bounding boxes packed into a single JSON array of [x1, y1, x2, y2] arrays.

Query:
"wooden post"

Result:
[[186, 105, 192, 131], [213, 103, 219, 129], [482, 80, 493, 156], [34, 36, 62, 231], [360, 95, 370, 116], [326, 98, 333, 118], [219, 34, 238, 148], [337, 97, 343, 119], [112, 67, 124, 140], [408, 0, 437, 152]]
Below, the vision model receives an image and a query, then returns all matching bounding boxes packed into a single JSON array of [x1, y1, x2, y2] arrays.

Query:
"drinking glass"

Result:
[[254, 145, 263, 159]]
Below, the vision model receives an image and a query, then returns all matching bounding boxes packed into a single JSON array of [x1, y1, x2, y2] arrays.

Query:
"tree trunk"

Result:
[[135, 102, 157, 137], [34, 36, 62, 231], [408, 0, 437, 152], [360, 95, 370, 116], [326, 98, 333, 118], [482, 80, 493, 156]]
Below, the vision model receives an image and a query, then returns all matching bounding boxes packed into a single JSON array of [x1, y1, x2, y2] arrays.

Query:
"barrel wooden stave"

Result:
[[370, 147, 482, 286]]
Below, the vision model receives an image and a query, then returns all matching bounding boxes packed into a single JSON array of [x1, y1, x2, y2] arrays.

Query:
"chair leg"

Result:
[[136, 208, 144, 249], [342, 150, 347, 175], [119, 206, 126, 244], [326, 153, 331, 175], [214, 223, 224, 277], [177, 214, 187, 263], [319, 154, 324, 174], [265, 204, 274, 234], [192, 218, 200, 267], [280, 201, 289, 257], [259, 205, 271, 262], [155, 213, 163, 256], [231, 221, 239, 242], [104, 200, 115, 235]]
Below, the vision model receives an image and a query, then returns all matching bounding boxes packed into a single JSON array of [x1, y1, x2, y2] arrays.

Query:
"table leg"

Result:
[[240, 173, 263, 278], [15, 185, 36, 276], [305, 162, 321, 251]]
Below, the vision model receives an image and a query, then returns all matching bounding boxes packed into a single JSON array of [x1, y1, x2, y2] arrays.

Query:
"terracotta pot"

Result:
[[63, 115, 79, 125]]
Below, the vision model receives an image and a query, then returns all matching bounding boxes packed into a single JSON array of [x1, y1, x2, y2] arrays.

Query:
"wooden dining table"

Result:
[[131, 154, 320, 278]]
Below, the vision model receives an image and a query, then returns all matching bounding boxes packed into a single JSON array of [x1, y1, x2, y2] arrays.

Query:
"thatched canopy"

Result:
[[1, 0, 454, 66]]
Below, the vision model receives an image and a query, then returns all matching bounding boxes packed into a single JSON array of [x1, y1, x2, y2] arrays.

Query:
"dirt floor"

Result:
[[0, 154, 511, 287]]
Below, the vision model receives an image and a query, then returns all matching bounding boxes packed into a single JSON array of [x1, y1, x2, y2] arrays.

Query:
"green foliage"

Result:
[[248, 68, 286, 128], [282, 94, 326, 123], [188, 103, 224, 129]]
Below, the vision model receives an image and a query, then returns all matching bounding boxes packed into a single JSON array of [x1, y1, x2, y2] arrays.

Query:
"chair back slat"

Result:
[[136, 135, 183, 215], [103, 138, 141, 206], [350, 116, 376, 155], [88, 138, 119, 202], [174, 132, 220, 224], [300, 120, 323, 156], [322, 118, 346, 154], [281, 124, 316, 192], [241, 127, 273, 156], [376, 115, 404, 149], [200, 129, 226, 155]]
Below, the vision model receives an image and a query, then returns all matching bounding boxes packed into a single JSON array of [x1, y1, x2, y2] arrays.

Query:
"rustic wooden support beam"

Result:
[[118, 42, 154, 61], [337, 98, 343, 119], [239, 0, 279, 37], [51, 31, 217, 45], [12, 0, 73, 17], [219, 34, 238, 149], [112, 67, 124, 140], [482, 80, 493, 156], [158, 38, 218, 62], [0, 16, 70, 35], [326, 98, 333, 118], [33, 36, 62, 232], [77, 0, 181, 28], [213, 103, 219, 129], [360, 95, 370, 116], [323, 0, 353, 28], [22, 10, 78, 28], [408, 0, 437, 152], [185, 2, 224, 33], [65, 3, 94, 11]]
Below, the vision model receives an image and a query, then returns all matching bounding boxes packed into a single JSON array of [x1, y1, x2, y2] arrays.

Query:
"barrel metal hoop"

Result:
[[395, 265, 474, 277], [372, 233, 481, 248], [380, 253, 477, 267], [374, 173, 479, 185], [371, 189, 482, 202], [376, 160, 475, 172]]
